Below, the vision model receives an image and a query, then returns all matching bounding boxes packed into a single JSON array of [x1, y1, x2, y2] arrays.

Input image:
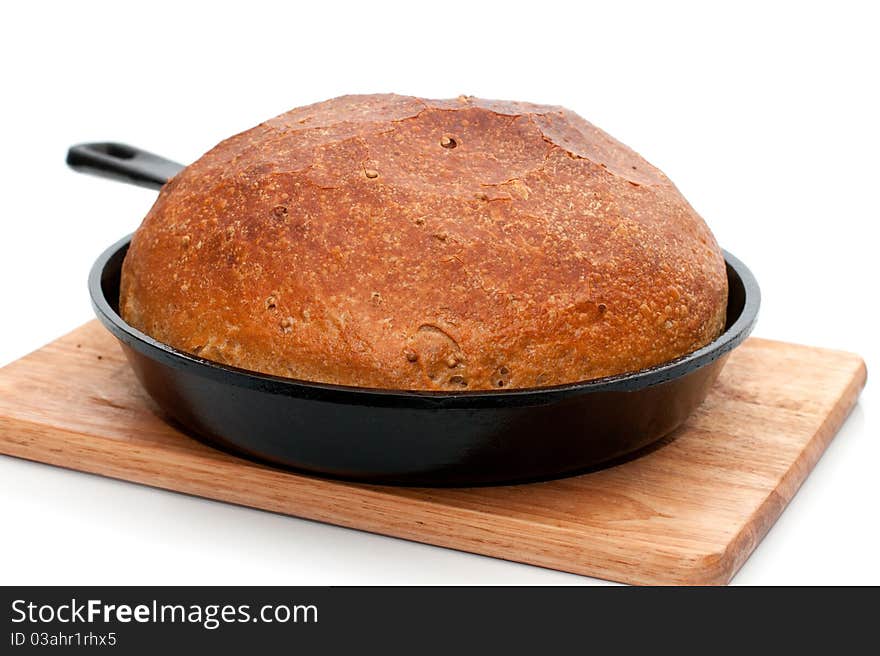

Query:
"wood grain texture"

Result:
[[0, 321, 866, 585]]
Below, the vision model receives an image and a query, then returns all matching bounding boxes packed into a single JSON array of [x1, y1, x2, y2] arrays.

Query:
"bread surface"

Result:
[[120, 94, 728, 391]]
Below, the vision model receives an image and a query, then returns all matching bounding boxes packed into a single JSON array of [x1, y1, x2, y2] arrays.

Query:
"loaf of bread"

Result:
[[120, 94, 727, 391]]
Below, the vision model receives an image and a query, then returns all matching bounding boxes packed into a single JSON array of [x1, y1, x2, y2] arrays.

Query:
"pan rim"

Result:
[[89, 234, 760, 407]]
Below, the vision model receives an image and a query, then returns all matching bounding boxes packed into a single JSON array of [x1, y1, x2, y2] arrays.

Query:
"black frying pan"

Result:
[[69, 142, 761, 486]]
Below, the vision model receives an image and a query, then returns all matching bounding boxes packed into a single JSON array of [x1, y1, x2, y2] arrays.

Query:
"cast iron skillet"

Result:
[[69, 142, 761, 486]]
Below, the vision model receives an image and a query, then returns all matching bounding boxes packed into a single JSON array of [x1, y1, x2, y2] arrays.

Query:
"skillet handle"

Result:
[[66, 142, 185, 190]]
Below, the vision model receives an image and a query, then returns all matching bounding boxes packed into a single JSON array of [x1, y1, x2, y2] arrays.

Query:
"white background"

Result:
[[1, 1, 876, 585]]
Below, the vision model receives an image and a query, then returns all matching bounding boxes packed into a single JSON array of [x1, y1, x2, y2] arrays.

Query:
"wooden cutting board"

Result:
[[0, 321, 866, 585]]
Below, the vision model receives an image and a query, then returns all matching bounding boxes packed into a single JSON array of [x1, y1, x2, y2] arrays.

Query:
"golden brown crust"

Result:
[[120, 94, 728, 391]]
